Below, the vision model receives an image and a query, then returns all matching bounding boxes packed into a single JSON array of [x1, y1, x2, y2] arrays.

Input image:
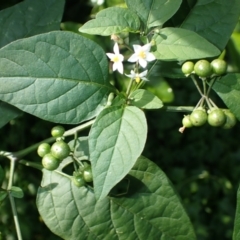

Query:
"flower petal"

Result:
[[139, 70, 148, 77], [138, 58, 147, 68], [133, 45, 142, 53], [142, 43, 151, 52], [128, 53, 138, 63], [113, 43, 120, 54], [106, 53, 115, 60], [146, 52, 156, 62]]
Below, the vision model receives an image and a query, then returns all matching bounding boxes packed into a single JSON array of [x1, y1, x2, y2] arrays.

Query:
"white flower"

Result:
[[106, 43, 124, 74], [125, 70, 148, 83], [128, 43, 156, 68]]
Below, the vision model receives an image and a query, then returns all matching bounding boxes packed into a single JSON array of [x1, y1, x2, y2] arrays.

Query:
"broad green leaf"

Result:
[[153, 27, 220, 61], [211, 73, 240, 121], [126, 0, 182, 29], [180, 0, 240, 51], [79, 7, 140, 36], [89, 106, 147, 200], [0, 102, 22, 128], [0, 0, 65, 48], [129, 89, 163, 109], [233, 184, 240, 239], [0, 190, 7, 202], [10, 186, 24, 199], [36, 156, 196, 240], [0, 31, 114, 124], [0, 0, 65, 125]]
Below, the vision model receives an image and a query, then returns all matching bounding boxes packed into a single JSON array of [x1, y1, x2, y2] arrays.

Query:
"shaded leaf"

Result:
[[0, 190, 7, 202], [180, 0, 240, 51], [129, 89, 163, 109], [79, 7, 140, 36], [126, 0, 182, 29], [211, 73, 240, 121], [0, 31, 114, 124], [10, 186, 24, 198], [0, 102, 22, 128], [153, 27, 220, 61], [89, 106, 147, 200], [37, 156, 196, 240], [0, 0, 65, 48]]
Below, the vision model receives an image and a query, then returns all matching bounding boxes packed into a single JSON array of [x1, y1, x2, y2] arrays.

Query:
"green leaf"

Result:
[[10, 186, 24, 198], [0, 0, 65, 48], [233, 184, 240, 239], [36, 156, 196, 240], [126, 0, 182, 29], [129, 89, 163, 109], [89, 106, 147, 200], [0, 31, 114, 124], [180, 0, 240, 51], [0, 102, 22, 128], [211, 73, 240, 121], [153, 27, 220, 61], [79, 7, 140, 36], [0, 0, 65, 124], [0, 190, 7, 202]]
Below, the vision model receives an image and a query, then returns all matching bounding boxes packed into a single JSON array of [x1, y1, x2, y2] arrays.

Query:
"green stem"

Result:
[[19, 159, 43, 170], [3, 153, 23, 240], [191, 74, 204, 96], [9, 194, 22, 240], [163, 106, 194, 112], [126, 78, 134, 96]]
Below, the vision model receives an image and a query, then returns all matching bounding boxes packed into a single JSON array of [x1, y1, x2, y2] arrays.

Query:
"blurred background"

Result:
[[0, 0, 240, 239]]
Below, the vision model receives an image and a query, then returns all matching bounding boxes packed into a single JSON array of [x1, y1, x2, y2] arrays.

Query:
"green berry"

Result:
[[194, 60, 212, 78], [211, 59, 227, 75], [190, 108, 208, 127], [51, 125, 65, 138], [222, 109, 237, 129], [72, 175, 85, 187], [182, 61, 194, 75], [83, 167, 93, 183], [37, 143, 51, 157], [208, 108, 226, 127], [182, 115, 193, 128], [42, 153, 60, 171], [51, 141, 70, 160]]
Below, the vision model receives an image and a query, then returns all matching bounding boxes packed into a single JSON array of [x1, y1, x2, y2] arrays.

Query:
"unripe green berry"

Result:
[[208, 108, 226, 127], [51, 125, 65, 138], [37, 143, 51, 157], [190, 108, 208, 127], [211, 59, 227, 75], [51, 141, 70, 160], [182, 115, 193, 128], [181, 61, 194, 76], [222, 109, 237, 129], [194, 60, 212, 78]]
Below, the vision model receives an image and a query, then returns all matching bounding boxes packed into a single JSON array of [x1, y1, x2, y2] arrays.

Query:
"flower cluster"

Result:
[[106, 42, 156, 83]]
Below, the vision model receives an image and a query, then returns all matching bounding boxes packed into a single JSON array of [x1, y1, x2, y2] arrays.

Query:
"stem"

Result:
[[9, 194, 22, 240], [191, 74, 204, 96], [3, 153, 23, 240], [126, 78, 134, 96], [19, 159, 43, 170], [163, 106, 194, 112], [206, 77, 217, 97]]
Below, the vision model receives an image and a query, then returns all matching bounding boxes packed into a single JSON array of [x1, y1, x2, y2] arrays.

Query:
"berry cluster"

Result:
[[179, 58, 237, 133], [72, 161, 93, 188], [182, 107, 236, 130], [37, 126, 71, 171], [182, 59, 227, 78]]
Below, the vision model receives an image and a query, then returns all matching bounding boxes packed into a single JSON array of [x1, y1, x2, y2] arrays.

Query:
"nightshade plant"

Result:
[[0, 0, 240, 239]]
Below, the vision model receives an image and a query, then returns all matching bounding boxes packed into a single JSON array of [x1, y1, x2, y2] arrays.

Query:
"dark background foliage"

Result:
[[0, 0, 240, 239]]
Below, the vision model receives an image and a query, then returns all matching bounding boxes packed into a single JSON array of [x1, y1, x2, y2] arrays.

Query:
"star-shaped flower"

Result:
[[125, 70, 148, 83], [106, 43, 124, 74], [128, 43, 156, 68]]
